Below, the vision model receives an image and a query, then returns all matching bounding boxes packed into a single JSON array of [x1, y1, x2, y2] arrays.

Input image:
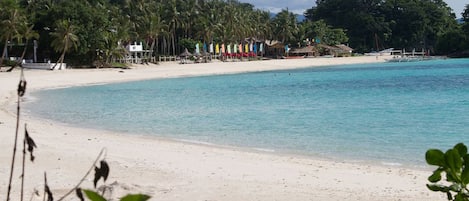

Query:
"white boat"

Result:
[[365, 48, 395, 56]]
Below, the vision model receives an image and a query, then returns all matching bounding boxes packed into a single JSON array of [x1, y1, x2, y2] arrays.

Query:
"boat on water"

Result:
[[385, 56, 425, 62], [385, 55, 447, 62], [384, 48, 434, 62], [365, 48, 396, 56]]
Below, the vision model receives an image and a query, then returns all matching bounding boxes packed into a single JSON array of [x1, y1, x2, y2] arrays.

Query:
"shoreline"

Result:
[[0, 56, 444, 200]]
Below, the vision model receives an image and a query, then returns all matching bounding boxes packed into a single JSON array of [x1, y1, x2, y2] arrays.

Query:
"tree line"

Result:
[[307, 0, 469, 55], [0, 0, 468, 67]]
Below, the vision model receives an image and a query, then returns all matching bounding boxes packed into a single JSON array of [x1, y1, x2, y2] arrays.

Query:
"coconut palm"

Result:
[[0, 2, 24, 67], [272, 9, 299, 44], [50, 20, 79, 69], [6, 23, 39, 72], [165, 0, 183, 55]]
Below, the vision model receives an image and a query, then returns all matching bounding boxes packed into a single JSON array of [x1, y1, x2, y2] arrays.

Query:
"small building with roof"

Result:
[[290, 46, 319, 57], [318, 44, 353, 57]]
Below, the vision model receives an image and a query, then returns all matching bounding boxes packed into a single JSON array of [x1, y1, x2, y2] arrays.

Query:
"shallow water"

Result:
[[25, 58, 469, 166]]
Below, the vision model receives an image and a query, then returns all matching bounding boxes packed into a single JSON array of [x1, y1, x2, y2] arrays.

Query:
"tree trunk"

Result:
[[172, 29, 176, 56], [51, 49, 66, 70], [6, 39, 30, 72], [0, 39, 9, 68], [149, 38, 156, 63]]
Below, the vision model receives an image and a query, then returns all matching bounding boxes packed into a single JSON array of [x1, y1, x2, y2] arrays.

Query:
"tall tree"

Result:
[[271, 9, 299, 44], [306, 0, 389, 52], [6, 23, 39, 71], [0, 0, 25, 66], [50, 20, 79, 69]]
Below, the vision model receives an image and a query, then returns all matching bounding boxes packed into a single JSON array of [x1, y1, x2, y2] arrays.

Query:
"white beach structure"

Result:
[[124, 42, 154, 64], [22, 61, 67, 70], [19, 40, 67, 70]]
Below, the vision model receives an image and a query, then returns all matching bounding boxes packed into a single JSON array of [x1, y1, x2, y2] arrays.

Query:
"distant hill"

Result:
[[457, 18, 464, 24]]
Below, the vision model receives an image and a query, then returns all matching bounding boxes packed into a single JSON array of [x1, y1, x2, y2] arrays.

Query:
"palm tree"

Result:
[[6, 23, 39, 71], [50, 20, 79, 69], [140, 14, 164, 62], [0, 2, 24, 67], [165, 0, 182, 56], [272, 9, 299, 44]]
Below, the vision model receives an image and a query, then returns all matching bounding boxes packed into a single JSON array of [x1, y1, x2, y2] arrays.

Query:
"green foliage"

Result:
[[2, 0, 467, 66], [120, 194, 151, 201], [306, 0, 462, 53], [179, 38, 198, 53], [271, 9, 299, 44], [435, 29, 468, 55], [426, 143, 469, 200], [302, 20, 348, 46], [83, 190, 150, 201], [84, 190, 107, 201]]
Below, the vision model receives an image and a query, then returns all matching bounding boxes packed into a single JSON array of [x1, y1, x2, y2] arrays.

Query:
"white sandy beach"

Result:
[[0, 56, 445, 201]]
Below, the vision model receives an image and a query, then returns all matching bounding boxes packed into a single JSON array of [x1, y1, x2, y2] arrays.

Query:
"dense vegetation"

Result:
[[0, 0, 468, 67], [306, 0, 469, 54], [426, 143, 469, 201]]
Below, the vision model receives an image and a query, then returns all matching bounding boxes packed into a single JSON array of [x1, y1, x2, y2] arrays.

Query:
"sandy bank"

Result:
[[0, 56, 444, 201]]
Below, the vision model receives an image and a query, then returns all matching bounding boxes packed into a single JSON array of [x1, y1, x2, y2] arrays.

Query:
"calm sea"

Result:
[[25, 59, 469, 166]]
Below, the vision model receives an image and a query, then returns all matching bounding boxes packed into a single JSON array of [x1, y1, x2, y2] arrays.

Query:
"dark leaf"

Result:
[[100, 160, 110, 182], [428, 169, 442, 183], [462, 166, 469, 185], [76, 188, 84, 201], [455, 193, 465, 201], [25, 128, 37, 162], [463, 155, 469, 168], [426, 149, 445, 167], [120, 194, 151, 201], [93, 166, 100, 188], [93, 160, 110, 188], [450, 184, 461, 192], [83, 189, 106, 201], [447, 192, 453, 200], [455, 143, 468, 156], [44, 173, 54, 201], [447, 172, 456, 182], [17, 80, 27, 97], [427, 184, 449, 192], [445, 149, 463, 173]]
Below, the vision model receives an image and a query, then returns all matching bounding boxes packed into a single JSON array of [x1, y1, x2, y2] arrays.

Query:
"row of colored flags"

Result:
[[195, 43, 265, 54]]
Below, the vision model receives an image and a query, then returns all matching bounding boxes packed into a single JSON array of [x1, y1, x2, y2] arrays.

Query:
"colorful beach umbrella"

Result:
[[216, 44, 220, 54], [209, 43, 214, 53], [259, 43, 264, 52], [253, 44, 257, 53], [221, 44, 225, 53], [238, 44, 242, 53], [249, 43, 253, 52], [195, 43, 200, 54], [245, 44, 248, 53], [227, 44, 231, 54], [203, 43, 207, 52]]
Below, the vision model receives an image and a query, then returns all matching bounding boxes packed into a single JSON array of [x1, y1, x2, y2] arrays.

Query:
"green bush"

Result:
[[426, 143, 469, 200]]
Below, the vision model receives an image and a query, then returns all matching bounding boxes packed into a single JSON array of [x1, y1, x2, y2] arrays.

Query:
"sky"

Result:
[[239, 0, 467, 19]]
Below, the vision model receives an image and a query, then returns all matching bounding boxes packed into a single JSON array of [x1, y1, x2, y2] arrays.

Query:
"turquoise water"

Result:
[[26, 59, 469, 166]]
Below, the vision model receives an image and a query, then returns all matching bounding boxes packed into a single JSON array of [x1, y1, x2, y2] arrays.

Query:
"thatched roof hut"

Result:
[[318, 44, 353, 57], [290, 46, 318, 57]]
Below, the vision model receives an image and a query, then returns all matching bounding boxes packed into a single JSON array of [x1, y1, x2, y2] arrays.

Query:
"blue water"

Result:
[[25, 59, 469, 166]]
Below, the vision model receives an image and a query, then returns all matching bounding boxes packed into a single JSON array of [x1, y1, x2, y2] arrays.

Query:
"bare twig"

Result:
[[6, 67, 27, 201], [57, 148, 107, 201], [21, 124, 29, 201]]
